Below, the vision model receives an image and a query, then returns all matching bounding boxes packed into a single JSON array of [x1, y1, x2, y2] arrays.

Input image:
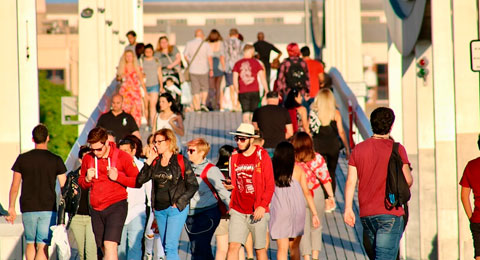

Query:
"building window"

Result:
[[157, 19, 187, 26], [376, 64, 388, 100], [206, 18, 236, 26], [254, 17, 284, 25], [40, 69, 65, 85]]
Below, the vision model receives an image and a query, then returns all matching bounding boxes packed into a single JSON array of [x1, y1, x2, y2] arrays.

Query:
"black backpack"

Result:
[[384, 142, 411, 210], [285, 58, 307, 90]]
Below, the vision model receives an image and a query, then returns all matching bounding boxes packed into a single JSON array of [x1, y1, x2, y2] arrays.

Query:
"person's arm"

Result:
[[259, 68, 269, 94], [461, 186, 473, 219], [174, 158, 199, 211], [209, 166, 231, 209], [302, 60, 311, 89], [344, 165, 357, 227], [403, 164, 413, 187], [6, 172, 21, 224], [335, 110, 350, 159], [285, 124, 293, 140], [137, 69, 147, 92], [253, 153, 275, 221], [252, 121, 259, 130], [169, 115, 185, 137], [152, 113, 158, 134], [233, 71, 240, 94], [132, 130, 141, 140], [296, 165, 320, 228], [157, 66, 164, 93], [57, 173, 67, 189], [298, 106, 310, 134], [78, 155, 94, 189], [272, 44, 282, 60], [208, 56, 214, 77], [112, 154, 139, 188]]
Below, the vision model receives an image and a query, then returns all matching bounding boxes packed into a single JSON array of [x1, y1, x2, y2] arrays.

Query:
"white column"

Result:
[[431, 1, 459, 259], [387, 37, 404, 143], [452, 0, 480, 259], [97, 0, 107, 93], [104, 0, 114, 80], [135, 0, 144, 42], [78, 0, 100, 134]]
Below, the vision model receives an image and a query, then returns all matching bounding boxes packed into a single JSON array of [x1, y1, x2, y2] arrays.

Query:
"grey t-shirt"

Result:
[[184, 37, 213, 75], [142, 58, 161, 87], [154, 46, 180, 69]]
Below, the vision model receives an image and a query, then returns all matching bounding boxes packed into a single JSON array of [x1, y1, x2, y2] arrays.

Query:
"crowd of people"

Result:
[[3, 27, 430, 260]]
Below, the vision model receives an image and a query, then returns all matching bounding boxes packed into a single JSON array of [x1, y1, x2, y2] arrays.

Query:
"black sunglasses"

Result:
[[234, 136, 249, 143]]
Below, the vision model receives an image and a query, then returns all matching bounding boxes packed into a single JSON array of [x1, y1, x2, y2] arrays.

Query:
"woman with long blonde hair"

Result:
[[117, 49, 147, 127], [309, 88, 349, 211]]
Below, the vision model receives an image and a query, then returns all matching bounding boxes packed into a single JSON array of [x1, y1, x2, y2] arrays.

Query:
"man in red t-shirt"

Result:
[[226, 123, 274, 260], [300, 46, 324, 98], [344, 107, 413, 260], [233, 44, 269, 123], [460, 135, 480, 259], [78, 127, 139, 259]]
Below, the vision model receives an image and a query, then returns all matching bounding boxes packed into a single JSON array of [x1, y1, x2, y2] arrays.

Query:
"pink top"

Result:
[[296, 153, 331, 196]]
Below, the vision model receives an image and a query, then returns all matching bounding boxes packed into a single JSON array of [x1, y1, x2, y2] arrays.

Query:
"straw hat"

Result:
[[229, 123, 260, 138]]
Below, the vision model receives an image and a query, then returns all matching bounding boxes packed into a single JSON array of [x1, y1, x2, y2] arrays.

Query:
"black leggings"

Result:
[[312, 135, 340, 196]]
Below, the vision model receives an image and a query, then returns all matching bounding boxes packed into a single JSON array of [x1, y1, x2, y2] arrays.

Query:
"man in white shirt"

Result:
[[184, 29, 213, 112]]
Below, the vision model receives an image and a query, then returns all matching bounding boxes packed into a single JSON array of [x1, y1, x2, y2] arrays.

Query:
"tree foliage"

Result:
[[38, 71, 77, 160]]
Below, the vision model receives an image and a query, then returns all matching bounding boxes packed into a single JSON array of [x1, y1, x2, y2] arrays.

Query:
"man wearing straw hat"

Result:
[[78, 127, 139, 259], [226, 123, 275, 260]]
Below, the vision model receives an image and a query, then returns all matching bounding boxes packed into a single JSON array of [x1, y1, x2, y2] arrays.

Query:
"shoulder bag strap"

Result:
[[186, 40, 205, 70], [177, 154, 185, 179], [200, 163, 219, 201]]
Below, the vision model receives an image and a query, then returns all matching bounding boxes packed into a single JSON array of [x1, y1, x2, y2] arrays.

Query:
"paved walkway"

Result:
[[176, 111, 367, 259]]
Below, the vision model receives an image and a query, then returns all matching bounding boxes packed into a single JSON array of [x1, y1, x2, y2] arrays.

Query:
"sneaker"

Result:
[[200, 104, 210, 112], [144, 254, 153, 260]]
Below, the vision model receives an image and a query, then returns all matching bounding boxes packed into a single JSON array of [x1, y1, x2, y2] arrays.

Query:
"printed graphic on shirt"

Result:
[[235, 164, 255, 194], [239, 62, 255, 85]]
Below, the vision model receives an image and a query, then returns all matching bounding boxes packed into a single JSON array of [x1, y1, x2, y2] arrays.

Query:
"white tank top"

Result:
[[156, 113, 182, 149]]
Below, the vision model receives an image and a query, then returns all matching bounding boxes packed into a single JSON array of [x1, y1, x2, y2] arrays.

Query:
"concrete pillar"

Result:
[[135, 0, 144, 42], [97, 0, 107, 93], [78, 0, 100, 134], [387, 37, 404, 143], [104, 0, 114, 80], [111, 0, 122, 69], [431, 1, 459, 259], [452, 0, 480, 259], [414, 41, 438, 260], [0, 0, 39, 212]]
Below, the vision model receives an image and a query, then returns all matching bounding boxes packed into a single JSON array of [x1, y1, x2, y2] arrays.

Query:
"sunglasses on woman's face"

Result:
[[187, 148, 196, 154], [234, 136, 249, 143]]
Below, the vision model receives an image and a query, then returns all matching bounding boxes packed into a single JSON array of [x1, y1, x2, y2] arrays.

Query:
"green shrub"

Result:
[[38, 71, 77, 160]]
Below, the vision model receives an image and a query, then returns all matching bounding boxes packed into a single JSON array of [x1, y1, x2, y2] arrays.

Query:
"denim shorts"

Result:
[[22, 211, 57, 245], [146, 84, 160, 93]]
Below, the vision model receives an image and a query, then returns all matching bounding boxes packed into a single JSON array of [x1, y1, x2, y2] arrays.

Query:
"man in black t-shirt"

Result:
[[253, 32, 282, 85], [252, 91, 293, 157], [97, 94, 140, 143], [6, 124, 67, 259]]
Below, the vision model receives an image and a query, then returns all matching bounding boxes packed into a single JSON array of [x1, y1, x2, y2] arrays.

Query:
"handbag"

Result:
[[184, 40, 205, 82], [165, 54, 185, 83]]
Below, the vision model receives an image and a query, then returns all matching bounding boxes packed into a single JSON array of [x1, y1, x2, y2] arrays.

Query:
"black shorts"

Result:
[[90, 199, 128, 247], [238, 92, 260, 113], [471, 222, 480, 257]]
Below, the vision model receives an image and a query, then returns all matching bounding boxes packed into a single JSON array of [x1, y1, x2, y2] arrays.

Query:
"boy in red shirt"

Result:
[[226, 123, 274, 260], [78, 127, 139, 259], [460, 135, 480, 260], [233, 44, 269, 123]]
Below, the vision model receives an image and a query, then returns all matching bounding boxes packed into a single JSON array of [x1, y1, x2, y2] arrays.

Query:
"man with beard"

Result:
[[226, 123, 275, 260]]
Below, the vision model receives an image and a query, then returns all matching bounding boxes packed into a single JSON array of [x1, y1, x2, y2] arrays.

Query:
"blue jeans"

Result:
[[361, 214, 404, 260], [185, 206, 221, 260], [22, 211, 57, 245], [118, 213, 147, 260], [154, 205, 189, 260]]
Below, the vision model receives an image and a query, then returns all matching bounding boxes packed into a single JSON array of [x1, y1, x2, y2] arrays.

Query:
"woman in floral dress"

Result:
[[117, 49, 147, 127]]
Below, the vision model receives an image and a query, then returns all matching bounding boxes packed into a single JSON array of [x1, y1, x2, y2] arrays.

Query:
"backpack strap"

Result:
[[200, 163, 218, 200], [177, 154, 185, 179]]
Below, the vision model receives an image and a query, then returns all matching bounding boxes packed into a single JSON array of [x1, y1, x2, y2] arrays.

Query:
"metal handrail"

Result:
[[329, 67, 373, 143], [64, 79, 118, 172]]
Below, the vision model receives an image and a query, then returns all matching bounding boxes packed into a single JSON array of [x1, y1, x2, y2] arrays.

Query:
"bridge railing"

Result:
[[64, 79, 118, 172], [329, 67, 372, 145]]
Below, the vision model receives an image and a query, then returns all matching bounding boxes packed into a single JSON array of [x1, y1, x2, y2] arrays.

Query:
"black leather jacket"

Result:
[[136, 154, 198, 211]]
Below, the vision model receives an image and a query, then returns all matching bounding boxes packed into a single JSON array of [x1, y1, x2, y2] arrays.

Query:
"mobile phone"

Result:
[[153, 146, 158, 153]]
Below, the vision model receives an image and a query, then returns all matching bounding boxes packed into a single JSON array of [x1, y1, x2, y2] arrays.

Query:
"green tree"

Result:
[[38, 71, 77, 160]]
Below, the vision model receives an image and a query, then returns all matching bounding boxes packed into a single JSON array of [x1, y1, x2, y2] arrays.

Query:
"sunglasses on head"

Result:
[[234, 136, 249, 143]]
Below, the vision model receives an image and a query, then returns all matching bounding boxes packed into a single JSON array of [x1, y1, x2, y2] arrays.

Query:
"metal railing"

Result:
[[64, 79, 117, 172], [329, 67, 373, 145]]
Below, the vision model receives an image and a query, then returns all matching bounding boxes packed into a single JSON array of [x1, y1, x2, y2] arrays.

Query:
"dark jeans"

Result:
[[471, 222, 480, 257], [361, 215, 404, 260], [185, 206, 221, 260]]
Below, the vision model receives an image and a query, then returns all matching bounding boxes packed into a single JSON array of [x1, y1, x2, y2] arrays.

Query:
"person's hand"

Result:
[[344, 207, 356, 227], [167, 64, 174, 69], [172, 203, 177, 208], [169, 116, 177, 127], [209, 70, 214, 77], [253, 206, 266, 221], [108, 167, 118, 181], [345, 149, 351, 160], [146, 146, 158, 165], [312, 214, 320, 228], [86, 168, 95, 182], [5, 208, 16, 224]]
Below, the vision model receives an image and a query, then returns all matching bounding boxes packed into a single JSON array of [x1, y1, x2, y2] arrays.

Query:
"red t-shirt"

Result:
[[348, 138, 410, 217], [305, 59, 324, 98], [233, 58, 263, 94], [230, 149, 258, 214], [460, 157, 480, 223]]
